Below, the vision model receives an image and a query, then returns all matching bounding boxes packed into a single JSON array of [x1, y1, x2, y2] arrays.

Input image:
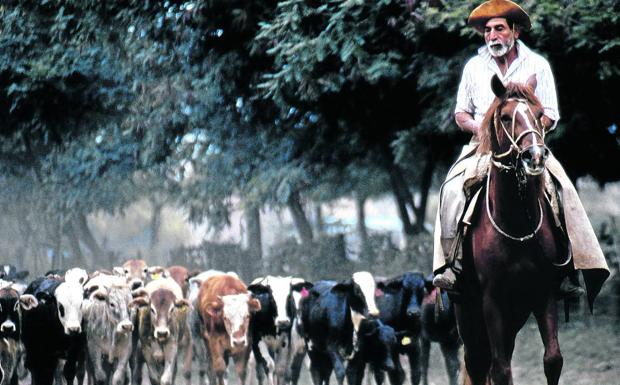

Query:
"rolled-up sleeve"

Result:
[[536, 60, 560, 129], [455, 60, 474, 116]]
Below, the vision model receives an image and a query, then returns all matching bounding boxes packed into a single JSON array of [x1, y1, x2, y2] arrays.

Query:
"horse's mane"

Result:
[[477, 83, 542, 154]]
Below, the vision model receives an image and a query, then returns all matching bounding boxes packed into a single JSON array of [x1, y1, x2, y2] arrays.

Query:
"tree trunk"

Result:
[[387, 165, 416, 236], [314, 203, 324, 237], [149, 200, 163, 251], [355, 194, 368, 246], [412, 151, 436, 233], [75, 211, 105, 263], [244, 204, 262, 259], [66, 221, 87, 267], [288, 191, 314, 245]]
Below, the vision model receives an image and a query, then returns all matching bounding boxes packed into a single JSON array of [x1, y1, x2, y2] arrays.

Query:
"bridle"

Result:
[[490, 98, 548, 173], [486, 97, 545, 242]]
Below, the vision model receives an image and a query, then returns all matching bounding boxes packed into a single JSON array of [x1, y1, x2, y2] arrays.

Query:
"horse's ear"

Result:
[[525, 74, 537, 92], [491, 75, 506, 98]]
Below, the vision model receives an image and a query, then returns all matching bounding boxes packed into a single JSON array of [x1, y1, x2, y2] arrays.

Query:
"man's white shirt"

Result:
[[455, 40, 559, 130]]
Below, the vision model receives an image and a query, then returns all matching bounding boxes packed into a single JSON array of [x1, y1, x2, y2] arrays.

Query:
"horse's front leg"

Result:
[[481, 294, 519, 385], [533, 298, 563, 385]]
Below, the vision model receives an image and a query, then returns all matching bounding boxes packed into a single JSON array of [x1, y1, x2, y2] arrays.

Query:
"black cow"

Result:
[[376, 272, 427, 385], [300, 272, 380, 385], [0, 287, 38, 385], [420, 282, 461, 385], [22, 277, 86, 385], [345, 318, 404, 385]]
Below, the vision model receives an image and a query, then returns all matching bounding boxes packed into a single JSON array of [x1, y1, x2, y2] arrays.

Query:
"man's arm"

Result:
[[455, 112, 480, 138]]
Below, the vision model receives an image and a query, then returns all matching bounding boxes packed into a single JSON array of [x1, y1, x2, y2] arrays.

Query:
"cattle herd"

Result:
[[0, 261, 461, 385]]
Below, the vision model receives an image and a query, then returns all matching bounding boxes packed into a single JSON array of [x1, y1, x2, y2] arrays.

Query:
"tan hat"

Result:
[[468, 0, 531, 34]]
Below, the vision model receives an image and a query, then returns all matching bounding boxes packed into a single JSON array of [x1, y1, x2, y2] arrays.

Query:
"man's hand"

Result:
[[455, 112, 481, 138], [541, 115, 554, 132]]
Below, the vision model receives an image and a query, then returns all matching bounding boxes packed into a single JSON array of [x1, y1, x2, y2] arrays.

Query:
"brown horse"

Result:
[[456, 75, 569, 385]]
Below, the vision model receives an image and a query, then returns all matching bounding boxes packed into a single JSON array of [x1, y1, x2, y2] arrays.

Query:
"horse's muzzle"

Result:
[[521, 145, 549, 175]]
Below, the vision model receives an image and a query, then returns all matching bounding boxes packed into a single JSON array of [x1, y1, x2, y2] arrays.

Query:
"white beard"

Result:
[[487, 35, 515, 57]]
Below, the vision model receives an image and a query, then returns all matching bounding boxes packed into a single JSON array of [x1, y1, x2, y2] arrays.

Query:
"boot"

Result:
[[557, 276, 585, 300], [432, 267, 457, 291]]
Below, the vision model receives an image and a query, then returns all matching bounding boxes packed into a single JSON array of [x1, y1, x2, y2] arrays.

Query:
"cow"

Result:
[[300, 271, 380, 385], [247, 276, 313, 385], [375, 272, 428, 385], [198, 274, 261, 385], [83, 276, 134, 385], [21, 277, 86, 385], [345, 318, 404, 385], [0, 265, 29, 294], [0, 287, 38, 385], [419, 282, 461, 385], [187, 270, 238, 385], [129, 277, 190, 385], [145, 265, 193, 385], [114, 259, 149, 290]]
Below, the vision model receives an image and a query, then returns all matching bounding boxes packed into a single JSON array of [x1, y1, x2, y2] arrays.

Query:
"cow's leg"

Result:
[[130, 330, 143, 385], [161, 342, 179, 385], [232, 347, 252, 385], [387, 353, 405, 385], [420, 338, 431, 385], [30, 362, 56, 385], [371, 364, 385, 385], [208, 338, 228, 385], [326, 345, 346, 385], [181, 328, 193, 385], [406, 339, 422, 385], [344, 356, 365, 385], [288, 350, 305, 385], [252, 341, 268, 385], [440, 340, 461, 385], [534, 298, 563, 385], [307, 350, 331, 385], [63, 358, 78, 385]]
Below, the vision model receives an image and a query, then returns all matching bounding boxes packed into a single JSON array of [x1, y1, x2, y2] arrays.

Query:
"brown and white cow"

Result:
[[83, 275, 134, 385], [114, 259, 149, 290], [129, 278, 190, 385], [198, 274, 261, 385]]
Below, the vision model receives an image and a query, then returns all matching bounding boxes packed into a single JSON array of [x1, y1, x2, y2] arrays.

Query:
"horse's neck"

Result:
[[488, 167, 543, 226]]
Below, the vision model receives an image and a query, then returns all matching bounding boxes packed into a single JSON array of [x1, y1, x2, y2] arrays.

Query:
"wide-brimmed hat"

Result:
[[468, 0, 531, 34]]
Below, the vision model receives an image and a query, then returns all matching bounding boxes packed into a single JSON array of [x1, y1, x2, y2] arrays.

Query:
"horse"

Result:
[[456, 74, 569, 385]]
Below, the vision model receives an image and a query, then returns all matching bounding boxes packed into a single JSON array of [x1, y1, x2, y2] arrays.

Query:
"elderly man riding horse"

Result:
[[432, 0, 610, 302]]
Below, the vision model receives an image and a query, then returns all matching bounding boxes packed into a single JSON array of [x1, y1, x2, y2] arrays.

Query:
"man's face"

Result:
[[484, 18, 519, 57]]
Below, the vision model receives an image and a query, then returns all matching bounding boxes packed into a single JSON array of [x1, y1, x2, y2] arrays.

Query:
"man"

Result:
[[432, 0, 609, 300]]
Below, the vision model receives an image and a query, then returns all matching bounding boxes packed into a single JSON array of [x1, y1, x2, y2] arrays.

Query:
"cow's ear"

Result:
[[332, 280, 352, 293], [248, 298, 261, 313], [247, 284, 269, 295], [35, 291, 53, 305], [128, 297, 149, 309], [92, 290, 107, 302], [291, 280, 313, 292], [113, 267, 125, 276], [15, 270, 29, 280], [19, 294, 39, 311], [175, 298, 191, 310], [423, 275, 435, 293], [206, 301, 222, 317]]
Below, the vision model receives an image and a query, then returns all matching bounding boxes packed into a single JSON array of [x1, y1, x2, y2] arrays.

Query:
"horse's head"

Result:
[[479, 75, 549, 176]]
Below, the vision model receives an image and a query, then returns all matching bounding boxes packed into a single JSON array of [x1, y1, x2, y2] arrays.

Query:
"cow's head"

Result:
[[65, 268, 89, 287], [130, 288, 189, 342], [220, 293, 260, 347], [89, 285, 134, 334], [0, 288, 38, 338], [114, 259, 148, 290], [54, 282, 85, 335], [250, 276, 311, 331], [377, 272, 426, 323], [332, 271, 379, 332]]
